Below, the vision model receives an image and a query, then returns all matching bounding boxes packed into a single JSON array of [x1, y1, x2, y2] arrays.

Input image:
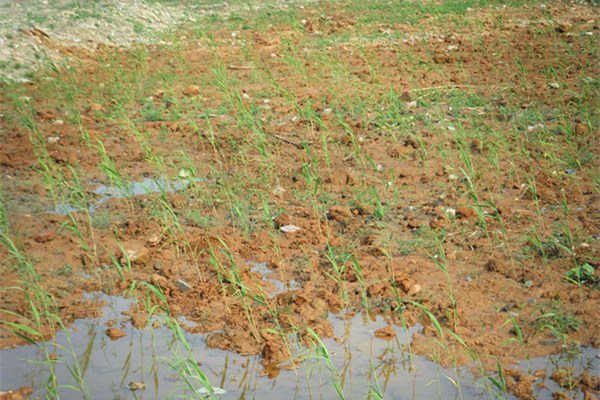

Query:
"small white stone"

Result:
[[280, 224, 301, 233], [272, 186, 286, 195], [47, 136, 60, 144], [405, 101, 417, 110]]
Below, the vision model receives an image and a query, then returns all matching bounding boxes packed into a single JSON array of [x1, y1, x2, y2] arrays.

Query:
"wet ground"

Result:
[[3, 292, 598, 399], [1, 0, 600, 398]]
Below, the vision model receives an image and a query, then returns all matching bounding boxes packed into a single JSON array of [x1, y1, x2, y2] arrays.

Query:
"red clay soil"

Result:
[[1, 2, 599, 399]]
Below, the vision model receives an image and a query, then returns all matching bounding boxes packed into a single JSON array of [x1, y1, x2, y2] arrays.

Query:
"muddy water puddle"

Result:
[[247, 261, 301, 296], [4, 292, 597, 399], [48, 177, 200, 215], [0, 292, 485, 399]]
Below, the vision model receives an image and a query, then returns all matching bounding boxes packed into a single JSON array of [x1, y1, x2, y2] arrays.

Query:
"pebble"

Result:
[[34, 228, 56, 242], [407, 284, 422, 296], [127, 381, 146, 391], [524, 280, 533, 288], [272, 185, 286, 195], [105, 328, 127, 340], [174, 279, 192, 292], [183, 85, 202, 96], [374, 325, 396, 338], [405, 101, 418, 110], [121, 240, 150, 265], [280, 224, 301, 233]]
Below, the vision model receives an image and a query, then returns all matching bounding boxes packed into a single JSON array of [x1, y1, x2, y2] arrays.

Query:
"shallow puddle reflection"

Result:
[[2, 292, 596, 399]]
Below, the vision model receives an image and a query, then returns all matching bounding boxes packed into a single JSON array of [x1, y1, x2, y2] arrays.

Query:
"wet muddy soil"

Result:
[[1, 0, 600, 399]]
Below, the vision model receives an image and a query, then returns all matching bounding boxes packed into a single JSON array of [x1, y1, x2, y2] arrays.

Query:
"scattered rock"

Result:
[[105, 328, 126, 340], [127, 381, 146, 391], [272, 185, 286, 195], [374, 325, 396, 339], [405, 101, 418, 110], [174, 279, 192, 292], [34, 229, 57, 243], [407, 284, 422, 296], [280, 224, 301, 233], [183, 85, 202, 96], [121, 240, 150, 265]]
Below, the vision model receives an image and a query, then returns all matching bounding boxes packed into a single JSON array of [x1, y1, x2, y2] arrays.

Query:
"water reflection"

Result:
[[47, 177, 200, 215], [2, 292, 596, 399]]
